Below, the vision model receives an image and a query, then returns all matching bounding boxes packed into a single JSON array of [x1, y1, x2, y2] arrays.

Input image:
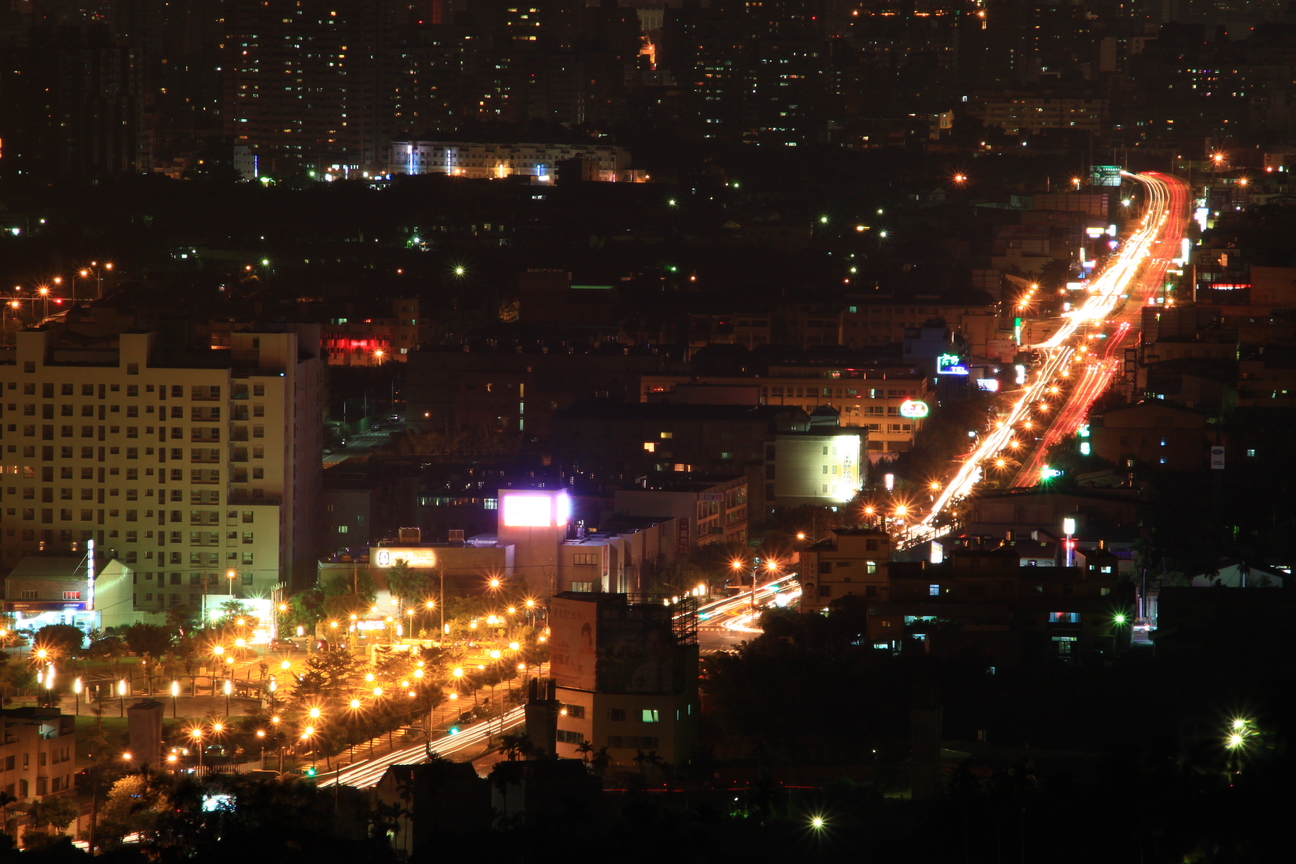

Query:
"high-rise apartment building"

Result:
[[221, 0, 424, 172], [0, 326, 325, 606]]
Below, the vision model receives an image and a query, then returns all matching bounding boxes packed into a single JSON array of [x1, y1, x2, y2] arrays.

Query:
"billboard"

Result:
[[1090, 165, 1122, 187], [549, 596, 599, 691], [501, 490, 571, 527], [373, 547, 438, 568]]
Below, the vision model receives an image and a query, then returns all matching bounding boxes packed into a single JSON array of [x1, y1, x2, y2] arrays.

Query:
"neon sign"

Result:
[[86, 539, 95, 611], [937, 354, 968, 375], [899, 399, 929, 419]]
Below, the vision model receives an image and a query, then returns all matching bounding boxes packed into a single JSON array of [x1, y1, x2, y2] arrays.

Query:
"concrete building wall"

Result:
[[0, 327, 324, 603]]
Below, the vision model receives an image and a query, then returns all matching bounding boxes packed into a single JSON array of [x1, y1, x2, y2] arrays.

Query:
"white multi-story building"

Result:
[[389, 140, 634, 182], [0, 327, 325, 623]]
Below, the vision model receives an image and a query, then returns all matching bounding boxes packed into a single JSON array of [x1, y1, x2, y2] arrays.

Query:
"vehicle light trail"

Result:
[[903, 172, 1188, 547], [321, 706, 527, 789]]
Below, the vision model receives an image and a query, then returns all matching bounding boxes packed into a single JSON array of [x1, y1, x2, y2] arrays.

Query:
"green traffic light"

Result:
[[305, 766, 316, 777], [448, 727, 459, 735]]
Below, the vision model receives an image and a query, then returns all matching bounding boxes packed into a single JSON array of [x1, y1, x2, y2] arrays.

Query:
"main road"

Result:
[[902, 172, 1190, 547]]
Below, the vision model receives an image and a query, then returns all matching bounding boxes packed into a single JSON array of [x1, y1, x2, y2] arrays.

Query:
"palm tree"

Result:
[[590, 746, 611, 778], [498, 732, 529, 762], [575, 739, 593, 764]]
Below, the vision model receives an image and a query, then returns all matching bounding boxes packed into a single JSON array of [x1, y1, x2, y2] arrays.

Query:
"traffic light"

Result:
[[448, 726, 460, 736], [304, 766, 316, 777]]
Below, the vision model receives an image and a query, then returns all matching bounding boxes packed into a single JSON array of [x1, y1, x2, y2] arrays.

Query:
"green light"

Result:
[[261, 259, 269, 267], [819, 215, 829, 224], [1227, 733, 1244, 749], [668, 199, 677, 207], [668, 266, 678, 273], [810, 816, 825, 830], [1232, 718, 1247, 730], [1113, 613, 1126, 625], [304, 766, 316, 777], [453, 266, 465, 276], [448, 726, 460, 735]]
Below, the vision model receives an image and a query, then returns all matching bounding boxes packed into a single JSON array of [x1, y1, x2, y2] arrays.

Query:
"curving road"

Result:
[[902, 172, 1190, 547]]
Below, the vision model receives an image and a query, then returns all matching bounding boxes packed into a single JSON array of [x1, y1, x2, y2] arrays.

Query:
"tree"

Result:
[[0, 654, 34, 706], [165, 604, 200, 634], [124, 623, 173, 663], [28, 796, 78, 834], [96, 773, 172, 849], [322, 593, 370, 622], [575, 739, 594, 764], [0, 790, 15, 835], [498, 731, 535, 762], [590, 746, 611, 778], [85, 635, 126, 673], [34, 623, 85, 658], [386, 559, 428, 612]]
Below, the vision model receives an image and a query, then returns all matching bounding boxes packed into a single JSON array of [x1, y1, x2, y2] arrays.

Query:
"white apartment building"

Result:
[[0, 327, 325, 622], [389, 140, 633, 182]]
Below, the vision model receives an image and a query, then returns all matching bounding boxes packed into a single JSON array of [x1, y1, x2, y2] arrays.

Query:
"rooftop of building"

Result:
[[552, 401, 807, 422], [6, 555, 90, 582], [619, 473, 745, 493]]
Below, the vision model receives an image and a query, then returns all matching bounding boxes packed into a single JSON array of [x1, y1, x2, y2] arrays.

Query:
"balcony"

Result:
[[227, 496, 282, 507]]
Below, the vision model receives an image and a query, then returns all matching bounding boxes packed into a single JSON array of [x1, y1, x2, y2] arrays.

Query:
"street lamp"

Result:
[[191, 728, 204, 773], [74, 677, 82, 716], [170, 681, 179, 718], [226, 569, 237, 597], [1062, 516, 1076, 567]]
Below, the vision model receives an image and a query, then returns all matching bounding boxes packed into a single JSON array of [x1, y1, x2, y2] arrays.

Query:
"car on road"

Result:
[[269, 638, 298, 652]]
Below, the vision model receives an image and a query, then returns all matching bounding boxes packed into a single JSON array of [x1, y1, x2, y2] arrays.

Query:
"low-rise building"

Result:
[[611, 474, 748, 550], [1089, 401, 1212, 471], [0, 708, 76, 803], [799, 527, 893, 615], [549, 592, 699, 767]]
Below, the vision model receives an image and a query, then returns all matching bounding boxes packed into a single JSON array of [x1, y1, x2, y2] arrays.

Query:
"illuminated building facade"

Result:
[[389, 140, 634, 181], [799, 527, 893, 615], [764, 429, 864, 507], [640, 366, 930, 456], [0, 327, 325, 607]]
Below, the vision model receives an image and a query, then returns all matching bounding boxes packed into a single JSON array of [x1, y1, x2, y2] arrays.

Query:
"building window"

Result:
[[62, 591, 81, 600], [928, 584, 940, 596], [562, 704, 585, 719], [641, 709, 659, 723], [19, 590, 37, 600], [556, 729, 584, 745], [608, 709, 626, 722]]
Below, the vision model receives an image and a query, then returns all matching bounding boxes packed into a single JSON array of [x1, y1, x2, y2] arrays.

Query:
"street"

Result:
[[904, 171, 1191, 547], [323, 427, 399, 468]]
